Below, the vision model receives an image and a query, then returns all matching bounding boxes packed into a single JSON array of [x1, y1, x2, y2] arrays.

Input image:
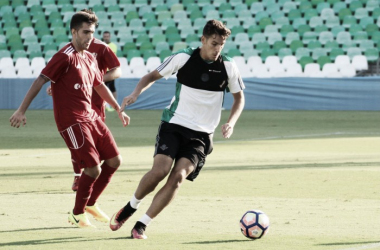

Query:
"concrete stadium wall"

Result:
[[1, 77, 379, 110]]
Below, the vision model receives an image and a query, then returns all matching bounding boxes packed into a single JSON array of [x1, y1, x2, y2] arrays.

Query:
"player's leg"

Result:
[[110, 154, 173, 231], [71, 153, 82, 191], [86, 120, 121, 222], [69, 164, 101, 228], [131, 157, 195, 239]]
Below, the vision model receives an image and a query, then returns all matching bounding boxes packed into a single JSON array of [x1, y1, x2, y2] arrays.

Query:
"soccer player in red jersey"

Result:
[[47, 35, 122, 192], [9, 9, 130, 228]]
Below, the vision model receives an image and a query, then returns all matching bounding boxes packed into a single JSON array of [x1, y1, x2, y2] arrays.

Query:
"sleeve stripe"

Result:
[[238, 76, 244, 90], [156, 55, 175, 72]]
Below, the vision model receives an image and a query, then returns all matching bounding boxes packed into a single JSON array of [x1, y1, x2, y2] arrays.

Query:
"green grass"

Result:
[[1, 110, 380, 250]]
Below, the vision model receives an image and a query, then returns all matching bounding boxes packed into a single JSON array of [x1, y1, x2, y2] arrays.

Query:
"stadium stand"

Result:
[[0, 0, 379, 78]]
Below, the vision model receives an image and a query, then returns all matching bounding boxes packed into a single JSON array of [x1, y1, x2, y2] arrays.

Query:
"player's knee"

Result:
[[150, 167, 169, 182], [169, 171, 186, 189], [105, 154, 122, 169]]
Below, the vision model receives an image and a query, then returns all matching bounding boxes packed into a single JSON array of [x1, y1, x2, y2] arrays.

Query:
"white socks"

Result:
[[139, 214, 152, 227], [130, 194, 142, 209]]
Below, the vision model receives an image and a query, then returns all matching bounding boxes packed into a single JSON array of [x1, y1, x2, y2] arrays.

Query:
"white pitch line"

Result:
[[338, 242, 380, 250], [214, 132, 380, 144]]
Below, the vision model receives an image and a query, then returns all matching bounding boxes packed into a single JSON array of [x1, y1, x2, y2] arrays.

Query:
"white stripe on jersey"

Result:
[[157, 55, 175, 72], [67, 127, 78, 149], [63, 46, 75, 55]]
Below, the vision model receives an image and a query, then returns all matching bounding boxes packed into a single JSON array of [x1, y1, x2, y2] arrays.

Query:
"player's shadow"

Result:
[[0, 227, 68, 233], [183, 239, 247, 244], [316, 240, 380, 246]]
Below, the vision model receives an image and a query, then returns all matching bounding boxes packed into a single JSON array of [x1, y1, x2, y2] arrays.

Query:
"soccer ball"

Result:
[[239, 210, 270, 240]]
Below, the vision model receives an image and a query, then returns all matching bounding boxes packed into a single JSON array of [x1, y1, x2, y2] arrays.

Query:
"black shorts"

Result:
[[154, 121, 213, 181], [105, 80, 116, 92]]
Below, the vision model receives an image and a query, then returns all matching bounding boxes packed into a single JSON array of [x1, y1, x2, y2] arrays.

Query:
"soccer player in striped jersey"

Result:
[[109, 20, 245, 239], [10, 10, 129, 228]]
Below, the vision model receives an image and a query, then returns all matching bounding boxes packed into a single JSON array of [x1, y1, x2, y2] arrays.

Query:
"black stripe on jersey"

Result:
[[237, 76, 244, 90], [157, 55, 175, 72]]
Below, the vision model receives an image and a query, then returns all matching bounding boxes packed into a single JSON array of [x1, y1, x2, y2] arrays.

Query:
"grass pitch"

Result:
[[0, 110, 379, 250]]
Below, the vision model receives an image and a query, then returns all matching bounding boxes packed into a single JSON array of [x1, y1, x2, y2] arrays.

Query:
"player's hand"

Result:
[[120, 94, 138, 112], [118, 111, 130, 127], [9, 110, 27, 128], [46, 86, 52, 96], [221, 123, 233, 139]]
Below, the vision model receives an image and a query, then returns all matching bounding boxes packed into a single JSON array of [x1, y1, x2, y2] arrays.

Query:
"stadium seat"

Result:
[[264, 55, 281, 69], [268, 64, 286, 77], [146, 56, 161, 72], [340, 64, 356, 77], [282, 55, 298, 70], [286, 63, 304, 77], [364, 48, 379, 62], [252, 64, 271, 78], [0, 66, 17, 78], [304, 9, 319, 22], [278, 48, 292, 59], [299, 56, 314, 70], [351, 55, 368, 70], [304, 63, 322, 77], [321, 63, 341, 77]]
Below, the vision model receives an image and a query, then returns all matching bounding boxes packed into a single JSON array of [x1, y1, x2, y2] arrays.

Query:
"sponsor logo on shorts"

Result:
[[160, 144, 168, 151]]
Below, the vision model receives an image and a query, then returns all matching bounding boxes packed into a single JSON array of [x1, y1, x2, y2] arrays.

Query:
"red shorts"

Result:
[[59, 118, 119, 168]]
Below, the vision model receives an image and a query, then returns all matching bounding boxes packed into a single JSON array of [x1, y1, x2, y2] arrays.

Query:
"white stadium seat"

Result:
[[351, 55, 368, 71], [304, 63, 322, 77]]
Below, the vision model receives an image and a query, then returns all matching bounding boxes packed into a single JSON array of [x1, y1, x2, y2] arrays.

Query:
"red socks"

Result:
[[86, 163, 117, 206], [73, 173, 96, 214]]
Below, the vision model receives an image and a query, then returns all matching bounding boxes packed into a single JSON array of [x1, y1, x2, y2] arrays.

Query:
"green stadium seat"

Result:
[[292, 18, 307, 30], [258, 17, 272, 30], [190, 10, 203, 21], [302, 31, 318, 44], [140, 41, 154, 51], [325, 16, 340, 28], [342, 15, 357, 27], [40, 35, 55, 45], [149, 26, 163, 38], [278, 48, 292, 59], [5, 28, 20, 39], [365, 24, 379, 36], [161, 19, 176, 29], [260, 48, 276, 61], [359, 16, 374, 28], [272, 40, 286, 53], [355, 8, 368, 19], [250, 2, 264, 14], [333, 2, 347, 13], [316, 2, 331, 13], [308, 40, 322, 50], [24, 35, 39, 45], [338, 8, 352, 20], [359, 39, 375, 50], [349, 0, 363, 11], [126, 49, 141, 61], [43, 42, 58, 52], [44, 50, 55, 61], [285, 32, 300, 45], [288, 9, 302, 21], [329, 48, 344, 60], [279, 24, 294, 37], [364, 48, 379, 62], [172, 41, 188, 52], [155, 41, 170, 53], [314, 25, 329, 34], [44, 5, 59, 15], [316, 55, 331, 68], [159, 49, 172, 61], [331, 26, 345, 38], [57, 0, 71, 7], [219, 2, 232, 12], [309, 16, 323, 28], [295, 47, 311, 60], [371, 31, 380, 42], [319, 31, 334, 45], [142, 49, 157, 62], [55, 34, 68, 44], [347, 47, 362, 59], [12, 0, 24, 7], [299, 1, 313, 12], [372, 7, 380, 19], [327, 0, 340, 4], [366, 0, 380, 11], [267, 32, 282, 45], [136, 34, 150, 47], [13, 50, 27, 60], [312, 48, 328, 60], [0, 0, 9, 7], [167, 33, 181, 46], [0, 49, 11, 58], [0, 42, 6, 51], [325, 41, 340, 52], [353, 31, 369, 44], [145, 18, 159, 29], [247, 25, 261, 36], [255, 41, 270, 52], [227, 48, 242, 57], [283, 1, 297, 13]]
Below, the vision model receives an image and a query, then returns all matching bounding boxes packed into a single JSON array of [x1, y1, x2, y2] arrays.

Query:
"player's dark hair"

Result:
[[103, 31, 110, 35], [70, 9, 98, 31], [202, 20, 231, 39]]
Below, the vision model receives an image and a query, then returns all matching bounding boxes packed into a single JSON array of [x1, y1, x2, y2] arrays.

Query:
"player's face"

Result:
[[72, 22, 95, 51], [200, 34, 226, 61], [103, 33, 111, 44]]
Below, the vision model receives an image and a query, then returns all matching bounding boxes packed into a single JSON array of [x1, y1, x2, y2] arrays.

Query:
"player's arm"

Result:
[[94, 83, 130, 127], [221, 90, 245, 139], [103, 67, 121, 82], [10, 75, 50, 128], [120, 70, 163, 111]]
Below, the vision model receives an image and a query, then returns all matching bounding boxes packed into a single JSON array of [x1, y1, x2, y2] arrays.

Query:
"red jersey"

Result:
[[41, 43, 103, 131], [87, 38, 120, 120]]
